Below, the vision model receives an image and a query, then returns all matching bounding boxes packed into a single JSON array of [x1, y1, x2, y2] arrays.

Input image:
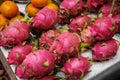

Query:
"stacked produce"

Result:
[[26, 0, 59, 17], [0, 1, 24, 29], [0, 0, 120, 80]]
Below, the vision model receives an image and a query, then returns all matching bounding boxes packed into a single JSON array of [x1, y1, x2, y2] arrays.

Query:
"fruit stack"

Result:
[[26, 0, 59, 17], [0, 0, 24, 29], [0, 0, 120, 80]]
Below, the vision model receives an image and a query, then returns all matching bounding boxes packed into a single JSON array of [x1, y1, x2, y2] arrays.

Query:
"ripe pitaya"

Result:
[[100, 4, 112, 16], [86, 0, 108, 12], [92, 39, 119, 61], [92, 16, 118, 41], [59, 0, 84, 23], [100, 3, 119, 16], [32, 7, 59, 30], [49, 32, 81, 57], [81, 26, 96, 45], [16, 50, 55, 78], [61, 56, 91, 79], [0, 21, 30, 47], [7, 44, 32, 65], [69, 16, 91, 32], [39, 30, 60, 50], [113, 14, 120, 32]]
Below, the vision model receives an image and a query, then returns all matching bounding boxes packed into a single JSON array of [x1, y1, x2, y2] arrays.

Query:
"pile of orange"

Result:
[[26, 0, 59, 17], [0, 1, 24, 29]]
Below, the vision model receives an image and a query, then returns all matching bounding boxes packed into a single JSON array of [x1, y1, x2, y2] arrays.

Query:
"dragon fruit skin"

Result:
[[16, 50, 55, 78], [81, 26, 96, 45], [100, 3, 119, 16], [86, 0, 108, 12], [113, 14, 120, 32], [92, 16, 118, 41], [100, 4, 112, 16], [59, 0, 84, 19], [61, 56, 91, 79], [32, 7, 59, 30], [7, 44, 32, 65], [49, 32, 81, 57], [69, 16, 91, 32], [0, 21, 30, 47], [39, 30, 60, 50], [92, 39, 119, 61]]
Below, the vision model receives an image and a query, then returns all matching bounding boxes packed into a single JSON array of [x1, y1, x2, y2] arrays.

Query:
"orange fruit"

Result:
[[0, 1, 19, 18], [26, 3, 40, 17], [48, 0, 52, 3], [46, 3, 59, 11], [0, 14, 8, 28], [31, 0, 48, 8], [10, 14, 24, 22]]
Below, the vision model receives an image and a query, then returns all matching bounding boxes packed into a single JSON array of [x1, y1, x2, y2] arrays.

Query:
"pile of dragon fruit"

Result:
[[0, 0, 120, 79]]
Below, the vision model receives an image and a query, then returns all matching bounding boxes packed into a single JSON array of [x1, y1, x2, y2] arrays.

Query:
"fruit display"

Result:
[[25, 0, 58, 17], [0, 1, 24, 29], [0, 0, 120, 80]]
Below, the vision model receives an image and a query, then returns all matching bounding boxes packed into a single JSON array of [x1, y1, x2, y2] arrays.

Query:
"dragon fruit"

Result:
[[81, 26, 96, 45], [100, 4, 112, 16], [69, 16, 91, 32], [0, 21, 30, 47], [61, 56, 91, 79], [86, 0, 108, 12], [59, 0, 84, 23], [92, 16, 118, 41], [49, 32, 81, 57], [92, 39, 119, 61], [39, 30, 60, 50], [32, 7, 59, 30], [7, 44, 32, 65], [113, 14, 120, 32], [16, 50, 55, 78], [100, 3, 119, 16]]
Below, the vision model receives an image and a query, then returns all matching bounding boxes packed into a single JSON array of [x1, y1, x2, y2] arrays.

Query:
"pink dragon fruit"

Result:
[[69, 16, 91, 32], [32, 76, 54, 80], [92, 39, 119, 61], [32, 7, 59, 30], [100, 3, 119, 16], [59, 0, 84, 23], [39, 30, 60, 50], [100, 4, 112, 16], [86, 0, 108, 12], [113, 14, 120, 32], [92, 16, 118, 41], [0, 21, 30, 47], [61, 56, 91, 79], [49, 32, 81, 57], [81, 26, 96, 45], [7, 44, 32, 65], [16, 50, 55, 78]]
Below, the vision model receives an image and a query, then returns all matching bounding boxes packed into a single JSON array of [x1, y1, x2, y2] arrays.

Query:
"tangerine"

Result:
[[26, 3, 40, 17], [46, 3, 59, 11], [10, 14, 24, 22], [48, 0, 52, 3], [0, 1, 19, 18], [0, 14, 8, 28], [31, 0, 48, 8]]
